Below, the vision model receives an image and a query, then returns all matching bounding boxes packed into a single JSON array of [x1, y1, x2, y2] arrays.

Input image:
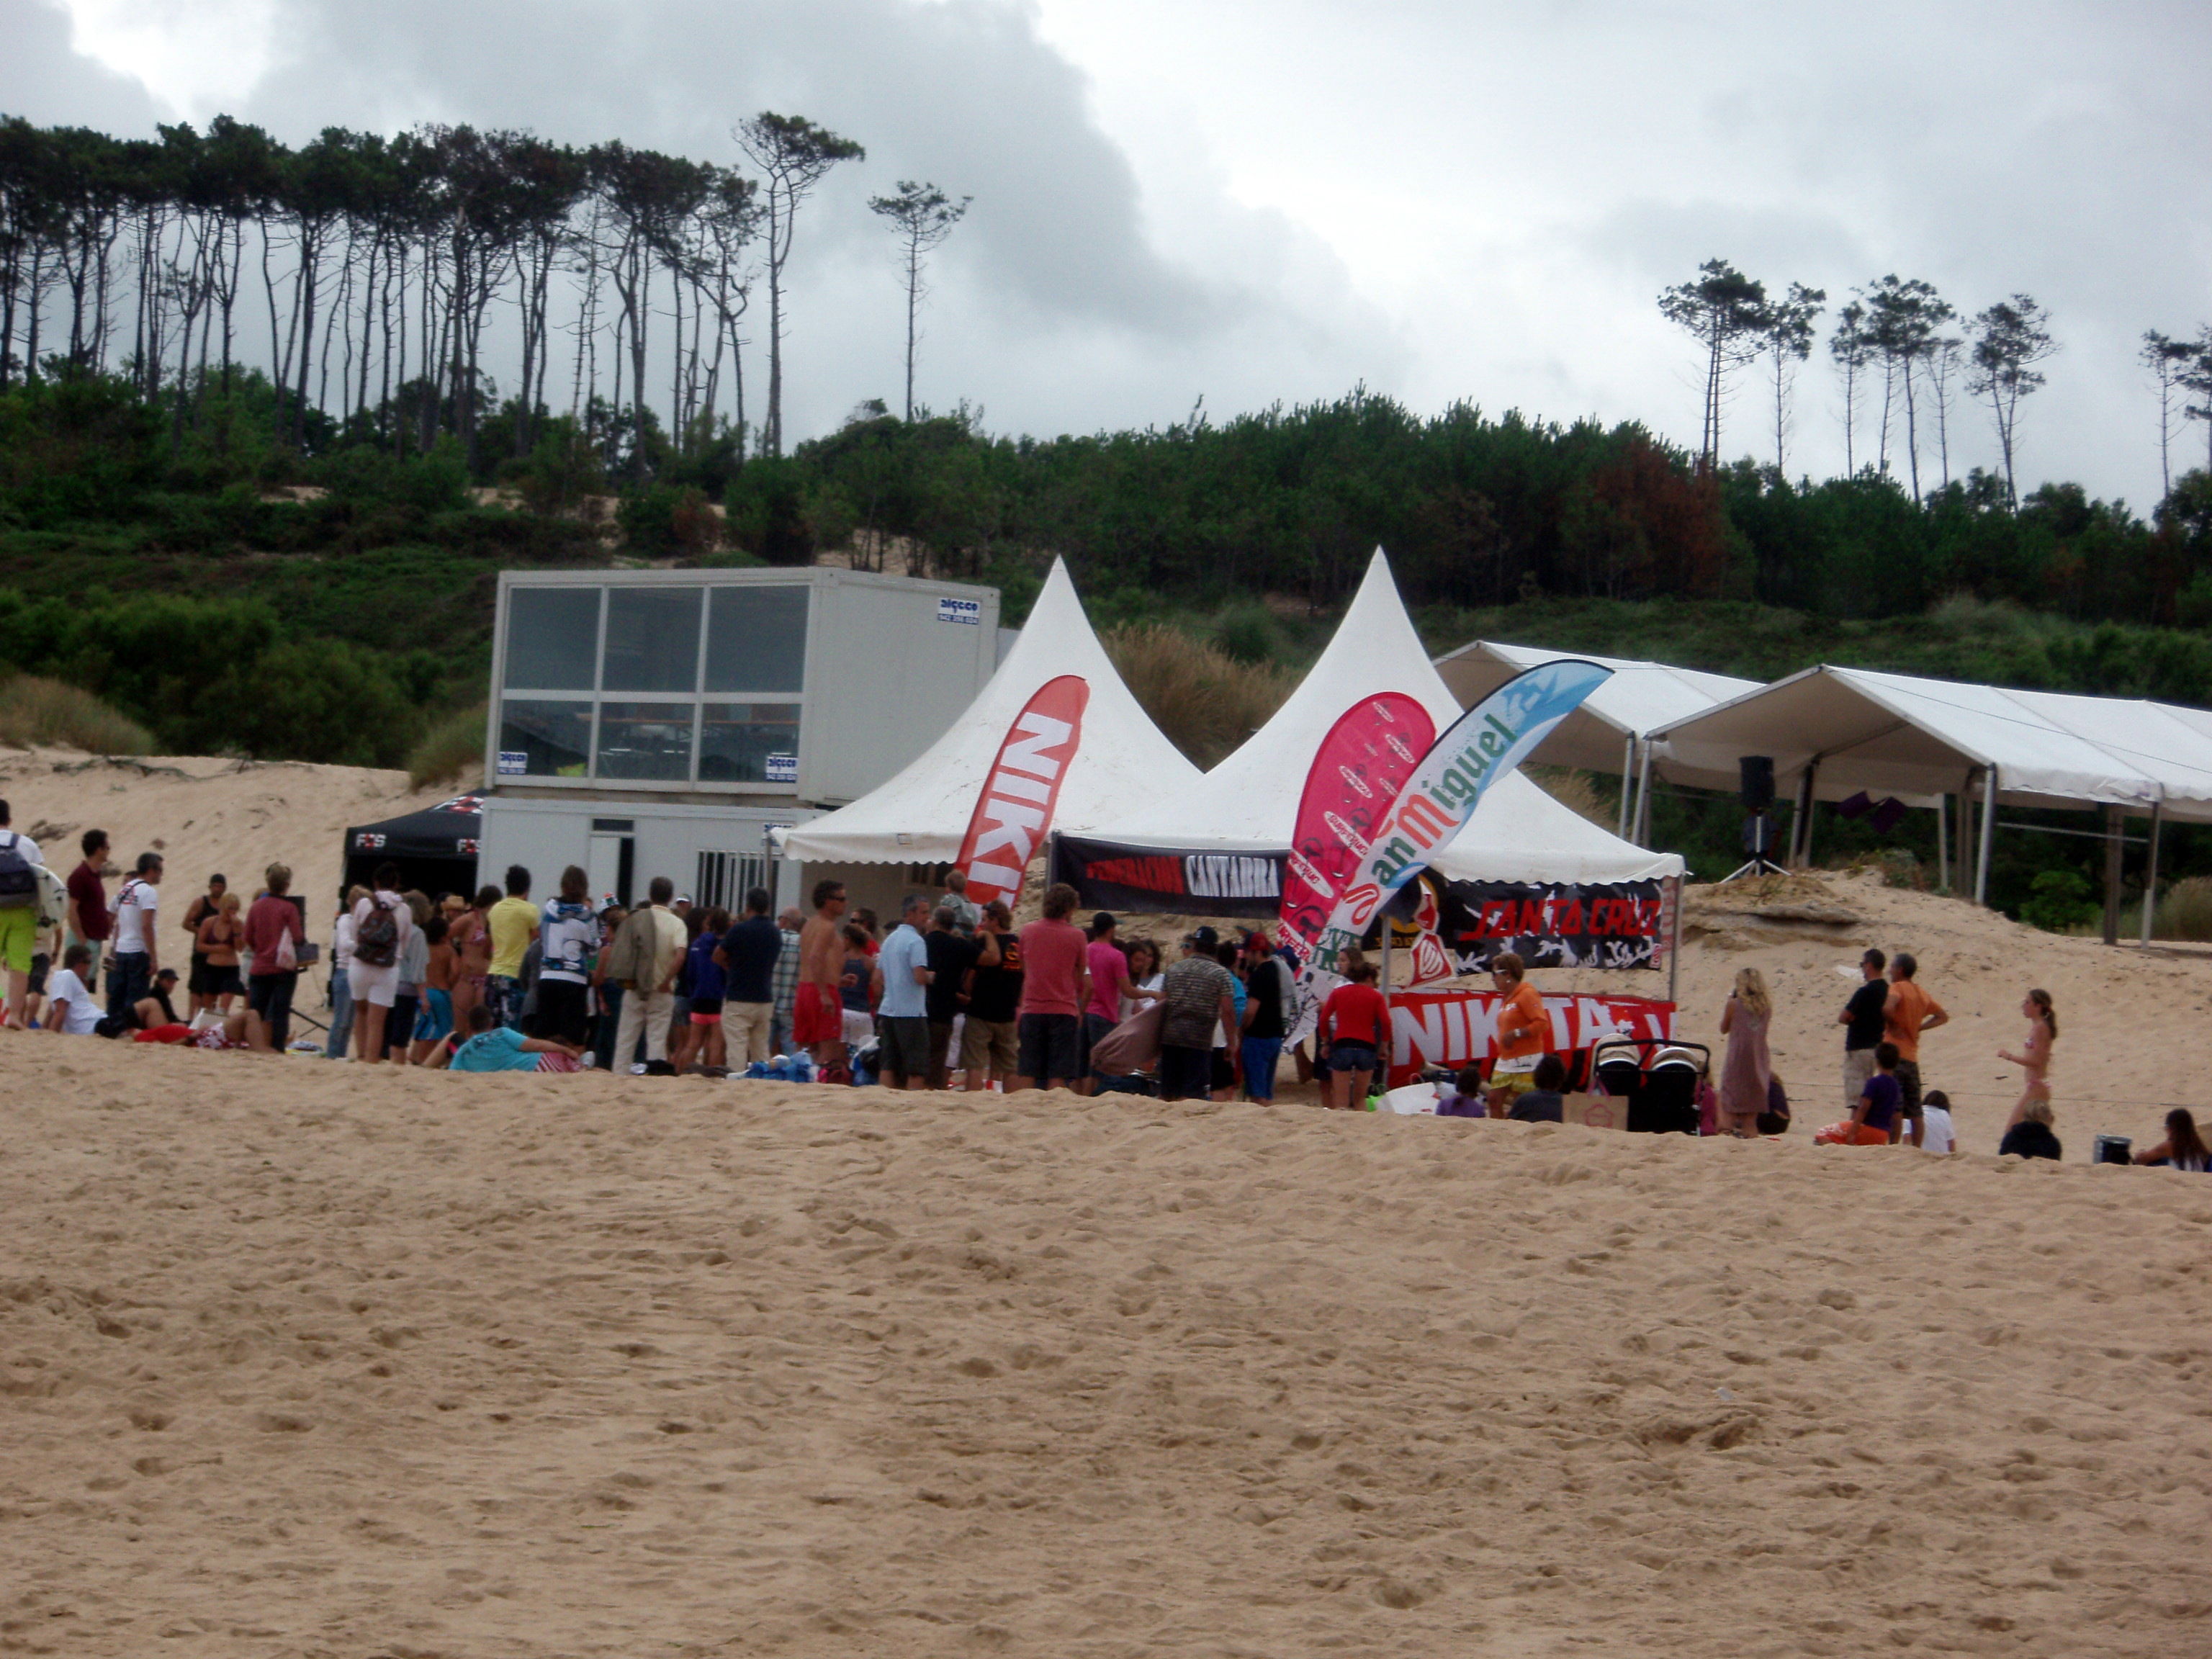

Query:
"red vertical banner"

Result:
[[956, 675, 1090, 907], [1280, 694, 1435, 960]]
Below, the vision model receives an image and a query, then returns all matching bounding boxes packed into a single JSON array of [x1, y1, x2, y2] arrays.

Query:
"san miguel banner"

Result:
[[1280, 694, 1435, 959], [1387, 987, 1675, 1088], [1308, 660, 1611, 972], [956, 675, 1089, 907], [1434, 878, 1670, 973], [1051, 836, 1284, 919]]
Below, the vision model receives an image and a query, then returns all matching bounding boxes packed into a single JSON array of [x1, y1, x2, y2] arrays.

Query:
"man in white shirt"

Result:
[[42, 943, 105, 1035], [0, 796, 44, 1030], [106, 851, 164, 1022]]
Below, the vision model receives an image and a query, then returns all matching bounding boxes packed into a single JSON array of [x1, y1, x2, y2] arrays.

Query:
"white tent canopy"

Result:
[[1078, 549, 1683, 887], [1433, 640, 1759, 773], [775, 558, 1200, 865], [1650, 664, 2212, 822]]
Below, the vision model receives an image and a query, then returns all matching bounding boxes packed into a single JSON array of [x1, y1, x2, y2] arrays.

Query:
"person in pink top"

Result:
[[1079, 911, 1132, 1095], [1015, 883, 1089, 1092]]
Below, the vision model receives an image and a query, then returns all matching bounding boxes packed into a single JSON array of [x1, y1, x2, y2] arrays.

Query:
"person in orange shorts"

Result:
[[1816, 1040, 1902, 1146], [794, 878, 850, 1072]]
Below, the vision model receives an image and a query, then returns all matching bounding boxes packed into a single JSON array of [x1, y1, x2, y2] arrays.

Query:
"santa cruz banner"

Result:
[[1433, 878, 1669, 973], [1387, 987, 1676, 1088]]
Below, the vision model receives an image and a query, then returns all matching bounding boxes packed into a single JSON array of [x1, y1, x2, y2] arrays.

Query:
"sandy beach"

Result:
[[4, 748, 2211, 1654]]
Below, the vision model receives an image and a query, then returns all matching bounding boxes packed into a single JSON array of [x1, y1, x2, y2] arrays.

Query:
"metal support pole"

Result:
[[1936, 795, 1948, 892], [1794, 760, 1820, 867], [2141, 801, 2164, 945], [1635, 739, 1656, 845], [1975, 765, 1998, 907], [2102, 804, 2124, 945], [1954, 781, 1974, 891], [1377, 922, 1394, 1102], [1665, 873, 1682, 1008], [1618, 734, 1636, 839]]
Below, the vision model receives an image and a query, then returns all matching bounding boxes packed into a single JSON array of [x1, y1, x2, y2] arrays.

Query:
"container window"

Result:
[[498, 700, 592, 777], [698, 703, 801, 783], [503, 588, 601, 691], [704, 585, 809, 694], [603, 587, 703, 693], [595, 701, 696, 781]]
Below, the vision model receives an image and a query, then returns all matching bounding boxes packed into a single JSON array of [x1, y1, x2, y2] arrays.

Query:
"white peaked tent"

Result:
[[1078, 549, 1683, 886], [774, 558, 1200, 865]]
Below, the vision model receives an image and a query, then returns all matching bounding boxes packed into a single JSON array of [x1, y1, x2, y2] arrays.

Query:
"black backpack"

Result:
[[0, 832, 35, 910], [354, 897, 400, 968]]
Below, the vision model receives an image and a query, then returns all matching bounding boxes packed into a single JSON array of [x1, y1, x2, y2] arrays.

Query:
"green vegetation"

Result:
[[407, 703, 488, 790], [0, 673, 152, 754]]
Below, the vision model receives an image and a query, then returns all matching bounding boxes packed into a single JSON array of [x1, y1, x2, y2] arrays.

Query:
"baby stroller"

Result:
[[1591, 1035, 1712, 1136]]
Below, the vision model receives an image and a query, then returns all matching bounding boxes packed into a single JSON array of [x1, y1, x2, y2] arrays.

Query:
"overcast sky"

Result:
[[8, 0, 2210, 506]]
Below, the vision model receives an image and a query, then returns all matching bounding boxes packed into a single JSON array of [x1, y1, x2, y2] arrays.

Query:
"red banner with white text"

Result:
[[955, 675, 1089, 907], [1387, 987, 1676, 1088], [1280, 693, 1435, 960]]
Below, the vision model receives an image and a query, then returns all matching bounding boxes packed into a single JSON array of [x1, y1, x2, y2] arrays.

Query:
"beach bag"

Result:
[[354, 897, 399, 968], [1089, 1000, 1164, 1076], [273, 920, 297, 972], [0, 832, 35, 909]]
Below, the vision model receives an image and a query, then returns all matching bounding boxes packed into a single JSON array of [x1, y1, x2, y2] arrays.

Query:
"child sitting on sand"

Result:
[[1434, 1065, 1488, 1118], [1919, 1089, 1957, 1154], [1815, 1042, 1901, 1146]]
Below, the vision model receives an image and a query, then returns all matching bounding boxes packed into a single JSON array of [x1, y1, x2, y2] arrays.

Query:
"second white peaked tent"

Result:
[[775, 557, 1199, 866], [1079, 548, 1682, 887]]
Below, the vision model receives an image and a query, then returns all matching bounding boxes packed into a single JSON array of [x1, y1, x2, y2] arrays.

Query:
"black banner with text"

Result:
[[1433, 878, 1667, 972], [1049, 836, 1285, 920]]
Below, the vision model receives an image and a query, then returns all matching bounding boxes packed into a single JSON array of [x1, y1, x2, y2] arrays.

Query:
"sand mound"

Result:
[[3, 1037, 2209, 1655], [0, 746, 448, 912]]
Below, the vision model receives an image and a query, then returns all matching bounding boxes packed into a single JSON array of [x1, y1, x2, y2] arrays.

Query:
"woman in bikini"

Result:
[[449, 884, 499, 1034], [1998, 987, 2056, 1132]]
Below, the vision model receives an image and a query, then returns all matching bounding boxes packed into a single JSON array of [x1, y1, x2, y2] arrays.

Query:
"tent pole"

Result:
[[1619, 734, 1635, 839], [1976, 765, 1997, 907], [2142, 801, 2164, 946], [2102, 804, 2124, 945], [1788, 762, 1815, 867], [1665, 873, 1682, 1007], [1936, 795, 1948, 891], [1378, 922, 1393, 1102], [1635, 739, 1656, 845]]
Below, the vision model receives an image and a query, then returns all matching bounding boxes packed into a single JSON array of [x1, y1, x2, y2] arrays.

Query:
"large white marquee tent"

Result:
[[1648, 662, 2212, 927]]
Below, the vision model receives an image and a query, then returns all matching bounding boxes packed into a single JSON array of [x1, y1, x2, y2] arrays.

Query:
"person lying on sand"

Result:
[[126, 1006, 279, 1052], [2131, 1108, 2210, 1172], [427, 1003, 585, 1073]]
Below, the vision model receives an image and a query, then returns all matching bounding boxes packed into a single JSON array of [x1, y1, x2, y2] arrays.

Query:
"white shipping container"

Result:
[[486, 566, 999, 808]]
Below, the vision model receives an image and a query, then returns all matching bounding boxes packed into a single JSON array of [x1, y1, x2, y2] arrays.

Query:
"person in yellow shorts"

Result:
[[1486, 951, 1549, 1115]]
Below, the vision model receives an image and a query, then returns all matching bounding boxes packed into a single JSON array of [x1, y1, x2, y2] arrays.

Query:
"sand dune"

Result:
[[0, 746, 449, 920], [4, 1034, 2211, 1657]]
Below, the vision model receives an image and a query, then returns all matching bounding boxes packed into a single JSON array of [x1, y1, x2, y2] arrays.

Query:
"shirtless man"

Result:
[[794, 879, 850, 1071]]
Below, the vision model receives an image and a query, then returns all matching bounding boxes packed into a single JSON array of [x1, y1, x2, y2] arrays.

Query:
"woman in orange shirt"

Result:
[[1487, 951, 1548, 1117]]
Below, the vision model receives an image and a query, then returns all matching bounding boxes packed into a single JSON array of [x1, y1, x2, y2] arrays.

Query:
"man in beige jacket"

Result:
[[608, 876, 689, 1070]]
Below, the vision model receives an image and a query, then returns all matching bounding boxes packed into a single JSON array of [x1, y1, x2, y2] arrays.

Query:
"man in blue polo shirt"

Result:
[[874, 894, 935, 1090]]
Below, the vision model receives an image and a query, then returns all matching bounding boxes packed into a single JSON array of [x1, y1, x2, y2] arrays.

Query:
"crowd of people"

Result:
[[6, 790, 2212, 1166]]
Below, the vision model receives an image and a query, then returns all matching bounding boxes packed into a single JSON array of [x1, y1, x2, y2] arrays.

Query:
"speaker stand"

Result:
[[1719, 855, 1787, 884]]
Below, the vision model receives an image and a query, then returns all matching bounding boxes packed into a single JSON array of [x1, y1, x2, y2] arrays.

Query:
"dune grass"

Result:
[[2153, 876, 2212, 943], [1102, 624, 1299, 769], [0, 673, 153, 755], [406, 703, 487, 789]]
